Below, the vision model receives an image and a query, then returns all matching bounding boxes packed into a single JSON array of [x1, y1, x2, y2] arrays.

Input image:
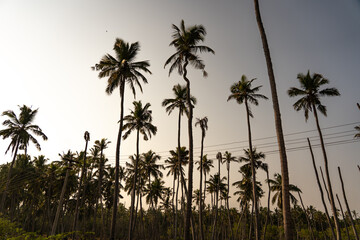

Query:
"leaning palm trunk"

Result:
[[0, 140, 20, 212], [252, 1, 293, 238], [183, 59, 195, 240], [245, 100, 260, 240], [338, 167, 359, 240], [307, 138, 336, 239], [110, 82, 125, 240], [128, 129, 140, 240], [312, 106, 341, 239], [336, 194, 351, 240], [51, 161, 71, 235]]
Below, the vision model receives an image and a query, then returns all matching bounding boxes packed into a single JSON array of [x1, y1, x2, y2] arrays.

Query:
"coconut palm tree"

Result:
[[165, 146, 189, 240], [200, 154, 213, 205], [267, 173, 301, 209], [233, 166, 264, 238], [163, 84, 196, 240], [227, 75, 268, 240], [93, 138, 111, 234], [165, 20, 214, 240], [222, 151, 238, 240], [195, 116, 208, 240], [140, 150, 163, 209], [144, 178, 166, 210], [252, 1, 293, 238], [0, 105, 48, 212], [51, 150, 75, 235], [122, 100, 157, 240], [288, 71, 341, 239], [92, 38, 151, 240], [72, 131, 90, 234]]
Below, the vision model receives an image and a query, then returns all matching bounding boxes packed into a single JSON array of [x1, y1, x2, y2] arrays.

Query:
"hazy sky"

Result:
[[0, 0, 359, 211]]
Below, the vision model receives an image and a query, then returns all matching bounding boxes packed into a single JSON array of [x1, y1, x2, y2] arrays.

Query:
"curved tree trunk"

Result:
[[313, 106, 341, 240], [183, 58, 194, 240], [338, 167, 359, 240], [128, 129, 140, 240], [1, 139, 20, 213], [252, 1, 293, 239], [110, 81, 125, 240], [307, 138, 336, 239], [245, 100, 259, 240]]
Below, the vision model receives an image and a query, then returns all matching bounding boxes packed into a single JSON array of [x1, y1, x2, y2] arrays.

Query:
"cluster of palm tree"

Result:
[[0, 7, 359, 240]]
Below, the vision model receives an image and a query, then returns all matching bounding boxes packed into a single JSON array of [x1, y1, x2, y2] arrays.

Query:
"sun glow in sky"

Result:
[[0, 0, 359, 211]]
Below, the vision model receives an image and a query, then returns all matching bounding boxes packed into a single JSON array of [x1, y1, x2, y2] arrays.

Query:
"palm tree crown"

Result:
[[93, 38, 151, 97], [267, 173, 301, 209], [122, 101, 157, 141], [227, 75, 268, 117], [164, 20, 214, 77], [0, 105, 48, 155], [287, 71, 340, 120], [162, 84, 197, 116]]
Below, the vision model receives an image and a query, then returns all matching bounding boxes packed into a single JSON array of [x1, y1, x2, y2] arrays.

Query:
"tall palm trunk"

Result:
[[51, 160, 71, 235], [175, 173, 180, 240], [199, 130, 205, 240], [338, 167, 359, 240], [110, 82, 125, 240], [212, 153, 221, 240], [262, 168, 271, 240], [252, 1, 293, 238], [336, 194, 351, 240], [94, 148, 105, 232], [174, 99, 183, 240], [172, 174, 176, 240], [245, 100, 259, 240], [307, 138, 336, 239], [1, 139, 20, 212], [183, 58, 194, 240], [128, 129, 140, 240], [72, 132, 90, 233], [226, 162, 233, 240], [312, 106, 341, 239], [204, 172, 207, 207]]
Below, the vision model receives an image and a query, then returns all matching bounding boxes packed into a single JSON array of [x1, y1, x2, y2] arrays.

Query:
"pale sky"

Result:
[[0, 0, 359, 212]]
